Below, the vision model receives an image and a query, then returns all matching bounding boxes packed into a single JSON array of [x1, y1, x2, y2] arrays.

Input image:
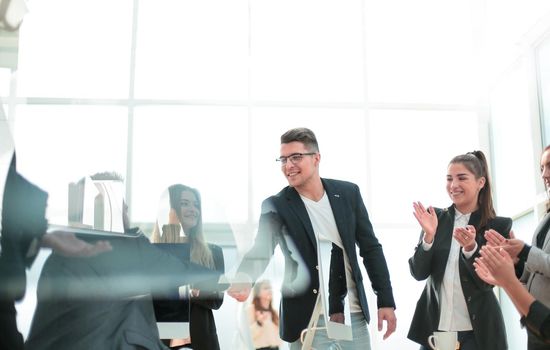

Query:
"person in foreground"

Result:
[[228, 127, 396, 349], [24, 173, 222, 350], [474, 245, 550, 344], [0, 104, 112, 350], [483, 144, 550, 350], [151, 184, 224, 350], [0, 157, 112, 350], [408, 151, 512, 350]]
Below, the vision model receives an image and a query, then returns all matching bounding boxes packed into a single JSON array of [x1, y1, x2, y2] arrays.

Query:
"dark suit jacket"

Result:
[[25, 234, 222, 350], [407, 206, 512, 350], [237, 178, 395, 342], [154, 243, 225, 350], [0, 156, 48, 350], [189, 244, 224, 350]]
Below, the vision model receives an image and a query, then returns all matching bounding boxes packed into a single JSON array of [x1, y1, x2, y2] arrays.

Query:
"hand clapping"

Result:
[[453, 225, 477, 252], [412, 202, 438, 243]]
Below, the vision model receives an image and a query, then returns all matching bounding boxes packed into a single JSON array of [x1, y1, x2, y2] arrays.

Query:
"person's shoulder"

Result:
[[322, 178, 358, 190], [262, 186, 292, 205], [433, 206, 451, 217], [490, 215, 513, 229]]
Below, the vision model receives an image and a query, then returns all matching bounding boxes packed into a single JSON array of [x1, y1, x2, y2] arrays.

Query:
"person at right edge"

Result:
[[408, 151, 512, 350], [483, 144, 550, 350]]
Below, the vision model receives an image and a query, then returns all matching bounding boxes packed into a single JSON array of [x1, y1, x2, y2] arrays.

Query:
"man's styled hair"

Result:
[[280, 127, 319, 152]]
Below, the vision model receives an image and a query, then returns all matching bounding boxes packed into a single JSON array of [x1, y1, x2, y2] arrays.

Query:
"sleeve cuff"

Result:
[[518, 244, 531, 263], [526, 300, 550, 335], [421, 234, 433, 251], [462, 242, 478, 258]]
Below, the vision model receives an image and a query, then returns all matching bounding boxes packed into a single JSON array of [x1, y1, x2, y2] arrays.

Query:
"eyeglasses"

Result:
[[276, 152, 316, 165]]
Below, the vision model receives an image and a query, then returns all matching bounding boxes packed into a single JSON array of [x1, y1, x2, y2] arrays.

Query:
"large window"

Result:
[[5, 0, 550, 349]]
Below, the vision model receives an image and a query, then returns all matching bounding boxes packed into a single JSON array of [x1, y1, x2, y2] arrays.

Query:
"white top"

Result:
[[422, 209, 475, 331], [248, 304, 282, 349], [301, 192, 361, 313]]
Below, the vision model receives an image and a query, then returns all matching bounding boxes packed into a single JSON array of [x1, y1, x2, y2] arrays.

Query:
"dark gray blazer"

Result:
[[236, 178, 395, 342], [408, 206, 512, 350], [0, 157, 48, 350]]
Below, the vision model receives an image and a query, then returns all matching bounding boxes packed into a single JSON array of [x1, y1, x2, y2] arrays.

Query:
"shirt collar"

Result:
[[454, 208, 471, 222]]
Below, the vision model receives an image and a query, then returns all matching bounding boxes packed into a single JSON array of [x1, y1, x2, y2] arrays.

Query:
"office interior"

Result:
[[1, 0, 550, 349]]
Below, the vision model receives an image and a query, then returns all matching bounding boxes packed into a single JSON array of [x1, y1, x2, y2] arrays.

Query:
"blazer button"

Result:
[[471, 314, 476, 320], [315, 265, 319, 271], [467, 296, 472, 302], [313, 289, 318, 294]]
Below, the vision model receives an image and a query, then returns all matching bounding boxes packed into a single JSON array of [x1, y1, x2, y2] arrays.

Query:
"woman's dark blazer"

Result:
[[407, 205, 512, 350], [189, 244, 224, 350]]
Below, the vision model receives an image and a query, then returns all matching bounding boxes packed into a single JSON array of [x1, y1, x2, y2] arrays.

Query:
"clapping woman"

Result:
[[407, 151, 512, 350]]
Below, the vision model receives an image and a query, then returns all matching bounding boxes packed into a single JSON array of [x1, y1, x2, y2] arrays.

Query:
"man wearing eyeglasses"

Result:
[[228, 127, 396, 349]]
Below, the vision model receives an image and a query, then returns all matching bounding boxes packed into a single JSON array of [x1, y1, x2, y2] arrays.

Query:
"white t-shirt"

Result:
[[301, 192, 361, 313]]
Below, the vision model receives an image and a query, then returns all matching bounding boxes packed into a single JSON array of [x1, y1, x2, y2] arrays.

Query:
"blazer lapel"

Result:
[[322, 179, 350, 247], [284, 187, 317, 249], [536, 212, 550, 250], [435, 206, 455, 270]]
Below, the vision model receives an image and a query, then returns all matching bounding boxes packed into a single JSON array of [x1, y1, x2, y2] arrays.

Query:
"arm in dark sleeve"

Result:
[[353, 185, 395, 309], [524, 300, 550, 344], [0, 164, 48, 301], [133, 236, 222, 296], [408, 230, 436, 281], [236, 198, 281, 282]]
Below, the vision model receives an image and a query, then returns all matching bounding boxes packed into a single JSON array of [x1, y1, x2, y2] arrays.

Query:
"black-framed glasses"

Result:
[[276, 152, 316, 165]]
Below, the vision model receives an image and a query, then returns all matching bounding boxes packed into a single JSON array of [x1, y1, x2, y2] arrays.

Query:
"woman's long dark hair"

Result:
[[449, 150, 495, 230]]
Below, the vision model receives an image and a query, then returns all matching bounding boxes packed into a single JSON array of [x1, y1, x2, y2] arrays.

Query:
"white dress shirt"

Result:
[[422, 209, 476, 331]]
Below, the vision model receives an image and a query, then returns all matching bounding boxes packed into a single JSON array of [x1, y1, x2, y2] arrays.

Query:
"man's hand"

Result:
[[227, 282, 252, 302], [42, 231, 112, 257], [329, 312, 345, 324], [377, 307, 396, 340]]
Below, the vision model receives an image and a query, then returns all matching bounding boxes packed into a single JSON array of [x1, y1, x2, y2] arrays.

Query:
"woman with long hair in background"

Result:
[[248, 280, 282, 350], [151, 184, 224, 350]]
